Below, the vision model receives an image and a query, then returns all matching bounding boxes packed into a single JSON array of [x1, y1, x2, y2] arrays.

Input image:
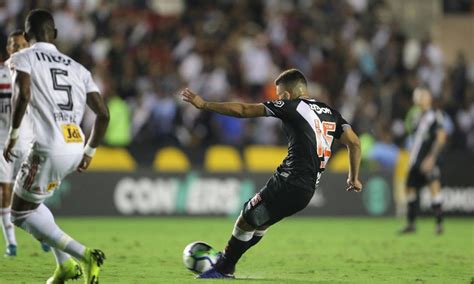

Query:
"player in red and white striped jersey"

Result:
[[0, 30, 32, 257]]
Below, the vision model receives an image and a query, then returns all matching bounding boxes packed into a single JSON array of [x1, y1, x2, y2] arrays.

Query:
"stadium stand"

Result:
[[0, 0, 472, 169]]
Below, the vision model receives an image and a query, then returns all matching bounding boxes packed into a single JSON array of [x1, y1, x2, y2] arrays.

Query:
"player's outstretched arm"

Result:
[[181, 88, 266, 118], [3, 71, 30, 162], [339, 127, 362, 192], [77, 92, 110, 172]]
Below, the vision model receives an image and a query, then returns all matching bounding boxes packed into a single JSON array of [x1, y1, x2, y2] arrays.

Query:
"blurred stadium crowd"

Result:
[[0, 0, 473, 168]]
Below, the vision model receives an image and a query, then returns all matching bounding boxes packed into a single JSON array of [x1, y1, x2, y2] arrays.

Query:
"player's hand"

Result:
[[77, 154, 93, 173], [181, 88, 206, 109], [421, 155, 435, 174], [346, 178, 362, 192], [3, 138, 18, 163]]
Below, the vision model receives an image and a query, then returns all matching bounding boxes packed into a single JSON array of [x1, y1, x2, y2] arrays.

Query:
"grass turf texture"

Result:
[[0, 217, 472, 284]]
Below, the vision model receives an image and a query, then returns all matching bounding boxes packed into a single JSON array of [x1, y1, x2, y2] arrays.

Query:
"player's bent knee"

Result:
[[10, 194, 41, 227], [242, 202, 272, 228], [236, 214, 255, 231]]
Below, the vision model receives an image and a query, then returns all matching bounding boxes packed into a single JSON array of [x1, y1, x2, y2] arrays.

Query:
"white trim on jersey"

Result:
[[263, 104, 276, 116], [296, 101, 333, 167], [296, 101, 332, 148], [409, 110, 435, 166]]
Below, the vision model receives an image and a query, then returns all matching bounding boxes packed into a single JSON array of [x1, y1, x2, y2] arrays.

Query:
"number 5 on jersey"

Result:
[[314, 120, 336, 169], [50, 68, 73, 111]]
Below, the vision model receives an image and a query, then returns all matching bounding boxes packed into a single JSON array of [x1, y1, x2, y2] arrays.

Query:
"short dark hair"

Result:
[[26, 9, 55, 38], [8, 30, 24, 38], [274, 68, 307, 87]]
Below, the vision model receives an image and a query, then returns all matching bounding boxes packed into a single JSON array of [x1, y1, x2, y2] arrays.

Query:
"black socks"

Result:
[[217, 234, 265, 274], [407, 199, 418, 225], [431, 203, 443, 225]]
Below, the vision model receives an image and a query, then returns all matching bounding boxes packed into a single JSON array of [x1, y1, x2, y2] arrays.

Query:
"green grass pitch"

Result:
[[0, 217, 472, 283]]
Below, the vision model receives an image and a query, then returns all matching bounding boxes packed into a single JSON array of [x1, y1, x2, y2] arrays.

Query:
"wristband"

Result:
[[84, 144, 97, 157], [9, 128, 19, 140]]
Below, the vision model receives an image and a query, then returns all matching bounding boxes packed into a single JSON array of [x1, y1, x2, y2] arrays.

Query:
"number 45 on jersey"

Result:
[[314, 120, 336, 169]]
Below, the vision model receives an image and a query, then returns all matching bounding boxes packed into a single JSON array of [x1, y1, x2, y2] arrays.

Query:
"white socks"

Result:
[[232, 225, 254, 242], [1, 207, 16, 246], [253, 229, 267, 237], [12, 203, 86, 262]]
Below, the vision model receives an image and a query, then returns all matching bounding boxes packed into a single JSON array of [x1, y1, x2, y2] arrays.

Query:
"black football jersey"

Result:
[[409, 109, 445, 168], [263, 99, 350, 191]]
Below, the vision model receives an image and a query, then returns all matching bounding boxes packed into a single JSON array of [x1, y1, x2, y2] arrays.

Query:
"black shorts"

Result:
[[242, 174, 314, 228], [406, 166, 441, 189]]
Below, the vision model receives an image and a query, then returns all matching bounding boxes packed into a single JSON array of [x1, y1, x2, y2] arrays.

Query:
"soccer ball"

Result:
[[183, 241, 220, 274]]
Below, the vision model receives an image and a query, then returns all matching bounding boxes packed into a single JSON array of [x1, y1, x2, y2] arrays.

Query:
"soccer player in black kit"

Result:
[[181, 69, 362, 278], [399, 87, 447, 235]]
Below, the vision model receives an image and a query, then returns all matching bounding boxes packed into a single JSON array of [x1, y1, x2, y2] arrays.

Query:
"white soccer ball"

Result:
[[183, 241, 220, 274]]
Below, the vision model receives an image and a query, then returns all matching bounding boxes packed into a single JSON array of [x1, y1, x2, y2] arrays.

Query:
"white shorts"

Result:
[[13, 150, 83, 203], [0, 147, 29, 183]]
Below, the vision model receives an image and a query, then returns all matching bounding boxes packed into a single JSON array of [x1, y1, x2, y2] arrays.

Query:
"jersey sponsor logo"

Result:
[[61, 124, 83, 143], [310, 104, 332, 114], [271, 100, 285, 108], [249, 192, 262, 207], [35, 52, 71, 66], [46, 181, 59, 192]]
